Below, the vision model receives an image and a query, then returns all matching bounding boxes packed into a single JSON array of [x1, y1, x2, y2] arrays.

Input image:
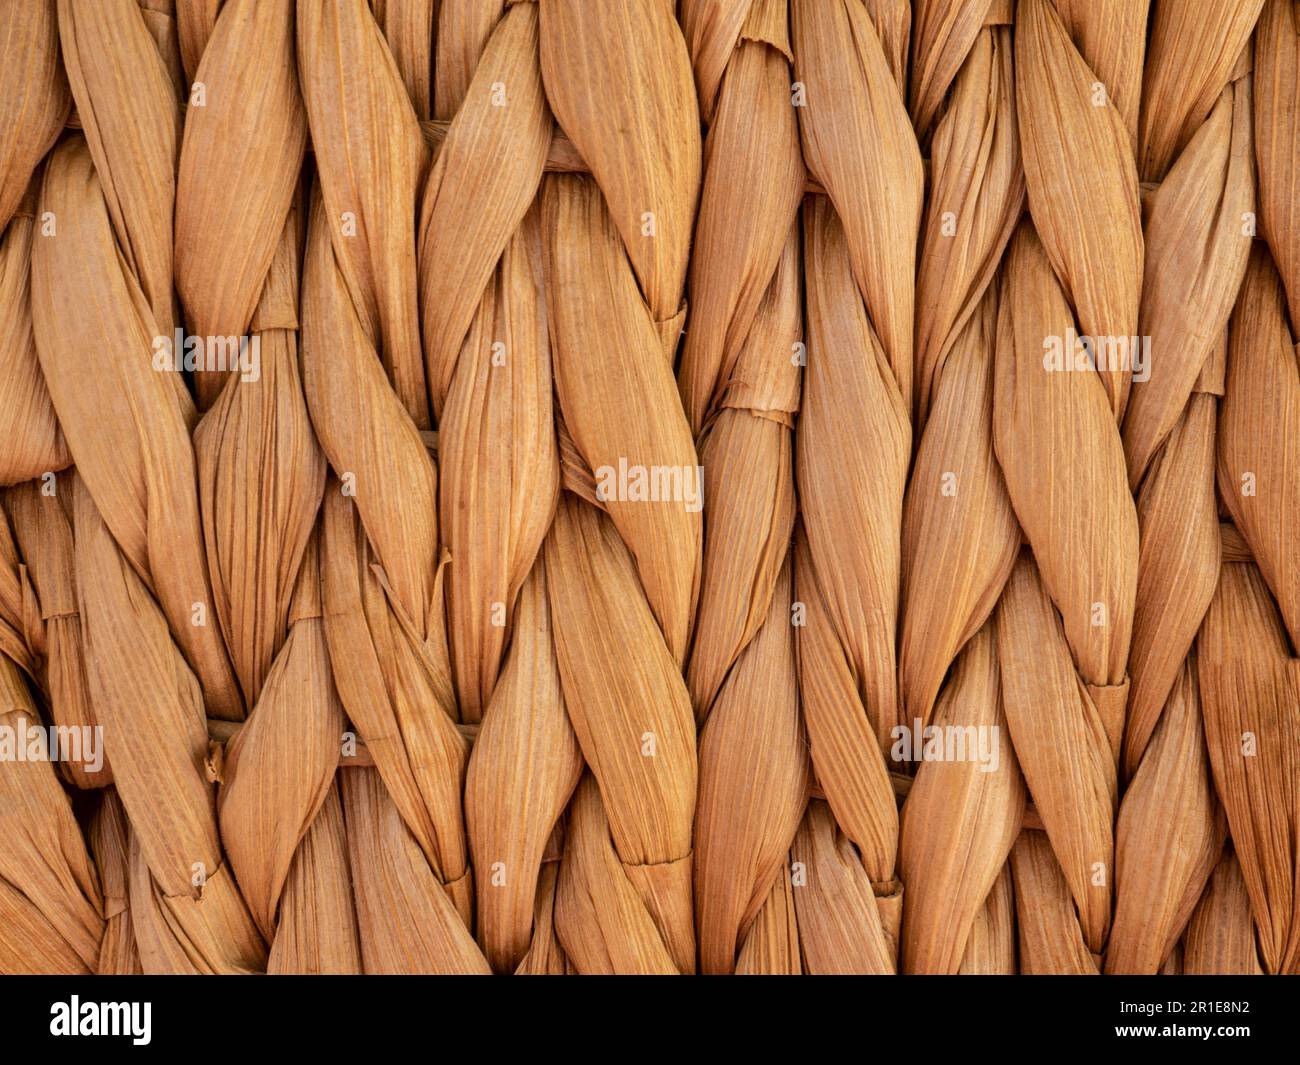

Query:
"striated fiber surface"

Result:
[[0, 0, 1295, 976]]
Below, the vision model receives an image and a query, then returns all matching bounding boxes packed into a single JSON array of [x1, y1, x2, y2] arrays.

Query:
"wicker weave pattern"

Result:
[[0, 0, 1296, 976]]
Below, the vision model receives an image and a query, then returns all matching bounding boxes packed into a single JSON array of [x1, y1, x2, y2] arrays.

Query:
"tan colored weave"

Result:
[[0, 0, 1296, 976]]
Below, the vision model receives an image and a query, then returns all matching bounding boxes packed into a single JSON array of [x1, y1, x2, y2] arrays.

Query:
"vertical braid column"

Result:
[[298, 0, 488, 973], [674, 0, 807, 976], [987, 0, 1145, 968], [1195, 0, 1300, 978], [32, 3, 258, 971], [789, 0, 920, 971], [1229, 0, 1300, 645], [175, 0, 353, 973], [900, 31, 1024, 971], [301, 189, 484, 971], [51, 0, 242, 718], [419, 0, 582, 973], [902, 5, 1021, 734], [994, 229, 1127, 969], [207, 207, 356, 971], [1121, 29, 1255, 778], [420, 1, 556, 722], [1209, 260, 1300, 976], [1011, 0, 1141, 745], [1106, 10, 1261, 973], [538, 0, 702, 973]]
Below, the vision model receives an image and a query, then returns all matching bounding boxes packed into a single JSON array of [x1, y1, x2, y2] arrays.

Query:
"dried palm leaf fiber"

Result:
[[911, 3, 1021, 426], [31, 125, 269, 973], [1228, 0, 1300, 644], [511, 855, 573, 975], [901, 7, 1022, 740], [899, 622, 1026, 972], [298, 0, 429, 429], [1198, 559, 1300, 974], [1105, 660, 1226, 972], [59, 0, 182, 348], [7, 0, 1300, 981], [787, 0, 920, 969], [88, 790, 142, 974], [542, 380, 699, 974], [687, 231, 805, 975], [418, 1, 556, 721], [175, 0, 306, 408], [297, 5, 484, 972], [693, 555, 808, 973], [0, 0, 68, 235], [1009, 829, 1098, 974], [70, 457, 262, 970], [671, 0, 806, 975], [986, 142, 1131, 969], [534, 0, 701, 974], [677, 0, 802, 730], [1009, 0, 1145, 794], [371, 0, 434, 121], [31, 132, 241, 717], [901, 287, 1018, 731], [1017, 0, 1143, 421], [0, 174, 68, 487], [1139, 0, 1266, 180], [793, 0, 922, 418], [416, 0, 573, 973], [135, 1, 186, 98], [994, 222, 1138, 759], [465, 563, 581, 973], [795, 198, 907, 971], [1219, 248, 1300, 648], [0, 500, 33, 682], [3, 477, 102, 789], [1183, 849, 1266, 974], [1230, 27, 1300, 969], [1121, 43, 1254, 781], [1099, 15, 1260, 976], [996, 553, 1116, 965], [958, 863, 1017, 974], [1095, 18, 1257, 983], [0, 503, 102, 975], [1255, 0, 1300, 330], [200, 192, 358, 973], [421, 6, 579, 967], [174, 2, 221, 84]]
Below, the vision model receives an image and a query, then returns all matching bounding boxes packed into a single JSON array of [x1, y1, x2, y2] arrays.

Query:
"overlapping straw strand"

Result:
[[0, 0, 1296, 978]]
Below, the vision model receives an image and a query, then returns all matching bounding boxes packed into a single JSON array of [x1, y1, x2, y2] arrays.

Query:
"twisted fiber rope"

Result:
[[0, 0, 1296, 976]]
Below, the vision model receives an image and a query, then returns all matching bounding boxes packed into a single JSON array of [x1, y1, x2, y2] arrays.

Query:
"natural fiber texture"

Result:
[[0, 0, 1296, 976]]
